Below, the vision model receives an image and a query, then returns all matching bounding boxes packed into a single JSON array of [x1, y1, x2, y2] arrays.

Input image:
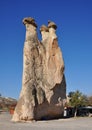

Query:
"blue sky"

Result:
[[0, 0, 92, 99]]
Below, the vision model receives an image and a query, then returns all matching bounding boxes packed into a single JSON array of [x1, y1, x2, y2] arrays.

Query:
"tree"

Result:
[[68, 91, 75, 98], [68, 90, 88, 116], [88, 96, 92, 106]]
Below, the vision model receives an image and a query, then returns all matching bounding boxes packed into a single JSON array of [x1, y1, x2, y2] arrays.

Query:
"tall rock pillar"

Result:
[[12, 18, 66, 121], [12, 17, 39, 121]]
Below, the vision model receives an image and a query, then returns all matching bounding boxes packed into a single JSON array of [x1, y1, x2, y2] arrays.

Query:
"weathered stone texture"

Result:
[[12, 17, 66, 121]]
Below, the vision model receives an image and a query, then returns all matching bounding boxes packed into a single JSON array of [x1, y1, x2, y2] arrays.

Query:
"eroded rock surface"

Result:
[[12, 17, 66, 121]]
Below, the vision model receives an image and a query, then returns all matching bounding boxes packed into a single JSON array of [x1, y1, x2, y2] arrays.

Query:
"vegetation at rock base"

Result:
[[66, 90, 92, 117], [68, 90, 88, 107], [88, 96, 92, 106]]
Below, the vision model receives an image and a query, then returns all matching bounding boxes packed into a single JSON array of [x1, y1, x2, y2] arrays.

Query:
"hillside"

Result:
[[0, 96, 17, 111]]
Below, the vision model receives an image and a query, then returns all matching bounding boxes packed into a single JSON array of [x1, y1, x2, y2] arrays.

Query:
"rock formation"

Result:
[[12, 17, 66, 121]]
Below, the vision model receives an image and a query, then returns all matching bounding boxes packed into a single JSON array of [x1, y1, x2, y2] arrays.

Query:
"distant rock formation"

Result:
[[12, 17, 66, 121], [0, 96, 17, 110]]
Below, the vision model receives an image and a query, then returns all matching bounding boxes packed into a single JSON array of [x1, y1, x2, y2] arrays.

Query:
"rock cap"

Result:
[[40, 25, 49, 32], [23, 17, 37, 28], [48, 20, 57, 29]]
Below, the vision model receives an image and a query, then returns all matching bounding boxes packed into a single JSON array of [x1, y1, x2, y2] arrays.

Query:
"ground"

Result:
[[0, 112, 92, 130]]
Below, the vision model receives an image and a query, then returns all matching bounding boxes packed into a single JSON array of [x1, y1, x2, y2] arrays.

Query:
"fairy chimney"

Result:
[[12, 17, 66, 121]]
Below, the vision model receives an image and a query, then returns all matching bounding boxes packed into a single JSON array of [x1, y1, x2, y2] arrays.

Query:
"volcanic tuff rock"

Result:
[[12, 17, 66, 121]]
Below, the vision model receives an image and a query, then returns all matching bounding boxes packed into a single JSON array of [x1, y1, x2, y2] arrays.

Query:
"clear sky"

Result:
[[0, 0, 92, 99]]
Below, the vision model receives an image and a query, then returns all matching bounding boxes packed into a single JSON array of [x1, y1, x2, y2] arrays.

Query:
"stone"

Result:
[[12, 17, 66, 121], [23, 17, 37, 27], [40, 25, 49, 32], [48, 20, 57, 29]]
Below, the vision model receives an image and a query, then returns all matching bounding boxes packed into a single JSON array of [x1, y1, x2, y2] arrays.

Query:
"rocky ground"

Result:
[[0, 112, 92, 130]]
